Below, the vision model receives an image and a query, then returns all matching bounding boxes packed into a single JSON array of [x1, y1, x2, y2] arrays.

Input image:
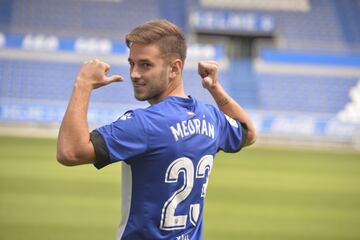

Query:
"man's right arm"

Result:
[[57, 59, 123, 166], [198, 61, 256, 146]]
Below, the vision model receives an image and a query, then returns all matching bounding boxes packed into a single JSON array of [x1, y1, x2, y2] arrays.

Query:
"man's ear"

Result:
[[169, 59, 183, 78]]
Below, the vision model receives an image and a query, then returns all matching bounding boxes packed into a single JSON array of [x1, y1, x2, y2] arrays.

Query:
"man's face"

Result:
[[128, 43, 170, 104]]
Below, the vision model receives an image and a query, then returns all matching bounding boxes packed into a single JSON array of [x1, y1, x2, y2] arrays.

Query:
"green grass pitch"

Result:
[[0, 136, 359, 239]]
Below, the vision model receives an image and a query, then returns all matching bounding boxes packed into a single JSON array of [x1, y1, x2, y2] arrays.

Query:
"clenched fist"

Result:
[[76, 59, 123, 89], [198, 61, 219, 90]]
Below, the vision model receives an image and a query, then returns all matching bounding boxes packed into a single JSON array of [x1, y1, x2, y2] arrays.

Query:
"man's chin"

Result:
[[134, 94, 148, 102]]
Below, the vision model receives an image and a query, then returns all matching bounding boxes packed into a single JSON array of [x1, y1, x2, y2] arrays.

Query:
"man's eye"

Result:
[[142, 63, 151, 68]]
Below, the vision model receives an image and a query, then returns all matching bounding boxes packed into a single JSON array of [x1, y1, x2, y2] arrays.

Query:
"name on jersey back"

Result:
[[170, 117, 215, 141]]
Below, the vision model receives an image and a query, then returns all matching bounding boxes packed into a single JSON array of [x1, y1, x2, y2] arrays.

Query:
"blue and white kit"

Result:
[[90, 96, 247, 240]]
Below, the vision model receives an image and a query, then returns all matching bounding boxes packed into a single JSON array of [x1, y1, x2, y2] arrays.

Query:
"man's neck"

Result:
[[148, 79, 188, 105]]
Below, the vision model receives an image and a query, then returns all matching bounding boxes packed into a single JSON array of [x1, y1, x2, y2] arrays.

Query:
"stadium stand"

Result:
[[257, 74, 357, 113], [334, 0, 360, 48], [6, 0, 160, 38], [0, 0, 360, 147]]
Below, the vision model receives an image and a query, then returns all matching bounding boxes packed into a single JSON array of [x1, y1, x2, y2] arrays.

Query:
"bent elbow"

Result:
[[56, 143, 95, 166], [246, 129, 257, 146], [247, 136, 256, 146], [56, 150, 78, 166]]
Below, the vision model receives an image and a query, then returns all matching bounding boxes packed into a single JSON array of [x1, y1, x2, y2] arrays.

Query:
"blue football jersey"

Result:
[[90, 96, 247, 240]]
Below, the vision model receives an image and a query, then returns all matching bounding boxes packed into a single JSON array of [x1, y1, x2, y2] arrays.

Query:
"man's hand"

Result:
[[198, 61, 219, 89], [76, 59, 123, 89]]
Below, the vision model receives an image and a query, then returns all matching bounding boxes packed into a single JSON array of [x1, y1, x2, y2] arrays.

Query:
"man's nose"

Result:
[[130, 66, 141, 79]]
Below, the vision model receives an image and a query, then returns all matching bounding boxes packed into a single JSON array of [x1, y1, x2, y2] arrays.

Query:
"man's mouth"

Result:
[[133, 81, 146, 90], [133, 83, 145, 88]]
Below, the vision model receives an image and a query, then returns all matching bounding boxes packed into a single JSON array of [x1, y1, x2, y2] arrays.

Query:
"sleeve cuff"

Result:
[[90, 130, 111, 169], [239, 122, 248, 150]]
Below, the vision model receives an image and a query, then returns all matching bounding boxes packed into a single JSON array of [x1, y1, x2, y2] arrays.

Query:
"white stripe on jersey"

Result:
[[118, 162, 132, 239]]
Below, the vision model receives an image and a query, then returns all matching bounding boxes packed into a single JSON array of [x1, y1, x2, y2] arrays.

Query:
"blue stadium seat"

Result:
[[257, 74, 358, 113], [1, 0, 360, 123], [0, 59, 136, 103]]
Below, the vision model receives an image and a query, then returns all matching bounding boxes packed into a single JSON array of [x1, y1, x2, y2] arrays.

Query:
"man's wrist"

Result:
[[74, 78, 93, 92], [207, 82, 221, 93], [207, 82, 231, 107]]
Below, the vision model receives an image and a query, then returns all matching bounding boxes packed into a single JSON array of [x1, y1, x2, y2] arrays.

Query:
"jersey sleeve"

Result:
[[90, 110, 147, 169], [216, 110, 248, 153]]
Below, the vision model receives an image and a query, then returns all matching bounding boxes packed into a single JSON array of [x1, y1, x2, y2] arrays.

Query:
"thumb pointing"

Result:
[[106, 75, 124, 83]]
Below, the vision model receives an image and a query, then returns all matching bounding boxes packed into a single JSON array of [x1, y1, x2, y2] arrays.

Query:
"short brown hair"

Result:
[[125, 19, 187, 63]]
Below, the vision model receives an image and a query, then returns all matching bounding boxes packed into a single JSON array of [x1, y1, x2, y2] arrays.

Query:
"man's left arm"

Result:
[[198, 60, 256, 146]]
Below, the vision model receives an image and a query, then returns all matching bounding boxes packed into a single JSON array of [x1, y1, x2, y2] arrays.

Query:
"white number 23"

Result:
[[160, 155, 213, 231]]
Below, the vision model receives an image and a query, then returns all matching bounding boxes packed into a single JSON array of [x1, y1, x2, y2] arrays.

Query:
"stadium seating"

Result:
[[7, 0, 160, 38], [0, 0, 360, 139], [257, 74, 358, 113], [0, 59, 136, 103], [334, 0, 360, 45]]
